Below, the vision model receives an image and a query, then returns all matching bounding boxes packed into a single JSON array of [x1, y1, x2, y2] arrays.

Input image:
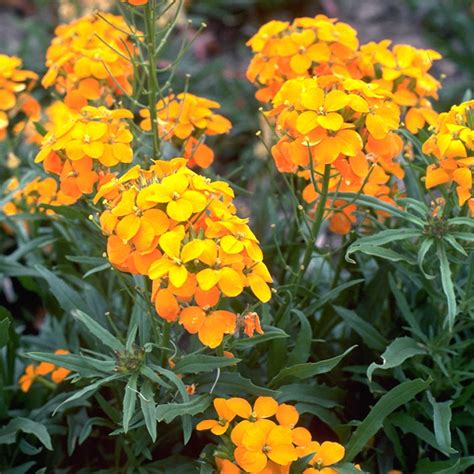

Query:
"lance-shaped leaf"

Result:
[[344, 378, 430, 461], [346, 228, 421, 263], [427, 392, 457, 456], [269, 346, 356, 388], [367, 337, 427, 381], [72, 309, 125, 352], [436, 243, 457, 329]]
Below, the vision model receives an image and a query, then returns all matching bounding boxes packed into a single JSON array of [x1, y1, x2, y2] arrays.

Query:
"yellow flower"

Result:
[[148, 226, 204, 288]]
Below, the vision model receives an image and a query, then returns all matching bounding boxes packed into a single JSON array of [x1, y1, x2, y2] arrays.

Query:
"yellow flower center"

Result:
[[83, 134, 91, 144], [172, 191, 181, 200], [262, 444, 271, 453], [172, 258, 183, 265]]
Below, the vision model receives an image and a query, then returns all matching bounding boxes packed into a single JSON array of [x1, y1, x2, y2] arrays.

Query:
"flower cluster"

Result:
[[247, 16, 442, 234], [140, 93, 232, 169], [18, 350, 71, 392], [42, 13, 136, 109], [246, 15, 359, 103], [352, 40, 441, 134], [96, 158, 271, 348], [2, 176, 75, 218], [423, 100, 474, 213], [0, 54, 39, 140], [197, 396, 347, 473], [269, 75, 403, 234], [34, 104, 133, 203], [122, 0, 148, 5]]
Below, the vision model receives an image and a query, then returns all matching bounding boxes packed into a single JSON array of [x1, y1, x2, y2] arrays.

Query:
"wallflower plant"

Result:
[[0, 1, 473, 473]]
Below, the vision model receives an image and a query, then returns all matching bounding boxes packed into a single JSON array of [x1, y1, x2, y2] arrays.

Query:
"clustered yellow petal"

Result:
[[41, 13, 137, 109], [197, 396, 346, 474], [247, 16, 442, 234], [97, 158, 271, 348], [0, 54, 39, 140], [423, 100, 474, 213], [2, 176, 75, 219], [34, 104, 134, 203], [140, 93, 232, 169]]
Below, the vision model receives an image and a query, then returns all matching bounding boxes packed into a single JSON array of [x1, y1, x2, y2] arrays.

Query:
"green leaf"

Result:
[[346, 228, 421, 263], [35, 265, 89, 314], [0, 418, 52, 450], [344, 378, 430, 461], [333, 306, 387, 351], [231, 326, 289, 348], [196, 372, 279, 397], [329, 192, 424, 226], [450, 231, 474, 242], [337, 463, 369, 474], [278, 383, 343, 408], [7, 236, 56, 261], [269, 346, 356, 388], [0, 307, 12, 348], [72, 309, 125, 352], [388, 275, 426, 342], [28, 352, 114, 377], [367, 337, 426, 381], [156, 394, 211, 423], [444, 234, 467, 256], [417, 238, 435, 279], [415, 457, 474, 474], [140, 379, 157, 442], [287, 309, 312, 365], [436, 243, 457, 328], [427, 392, 457, 455], [83, 262, 111, 279], [0, 259, 39, 277], [390, 412, 446, 454], [53, 374, 122, 415], [350, 245, 416, 264], [449, 217, 474, 228], [306, 279, 365, 313], [174, 355, 240, 374], [123, 374, 138, 433]]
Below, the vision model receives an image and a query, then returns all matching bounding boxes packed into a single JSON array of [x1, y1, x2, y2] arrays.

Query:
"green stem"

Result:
[[144, 0, 161, 158], [36, 376, 57, 390], [160, 321, 171, 367], [274, 165, 331, 325], [293, 164, 331, 286]]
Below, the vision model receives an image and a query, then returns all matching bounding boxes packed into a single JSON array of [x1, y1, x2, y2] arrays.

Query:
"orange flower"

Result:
[[140, 92, 232, 169], [228, 396, 278, 422], [302, 441, 345, 474], [423, 100, 474, 211], [241, 312, 264, 337], [179, 305, 237, 349], [0, 54, 38, 140], [97, 159, 270, 348], [18, 349, 71, 392], [233, 420, 298, 473], [42, 13, 137, 106], [196, 398, 237, 435], [123, 0, 148, 4]]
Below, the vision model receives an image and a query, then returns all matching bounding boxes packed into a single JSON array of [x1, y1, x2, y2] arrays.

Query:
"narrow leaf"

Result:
[[367, 337, 426, 381], [334, 306, 387, 351], [72, 309, 124, 352], [123, 374, 138, 433], [436, 243, 457, 328], [344, 378, 430, 461], [269, 346, 356, 388], [140, 380, 157, 442]]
